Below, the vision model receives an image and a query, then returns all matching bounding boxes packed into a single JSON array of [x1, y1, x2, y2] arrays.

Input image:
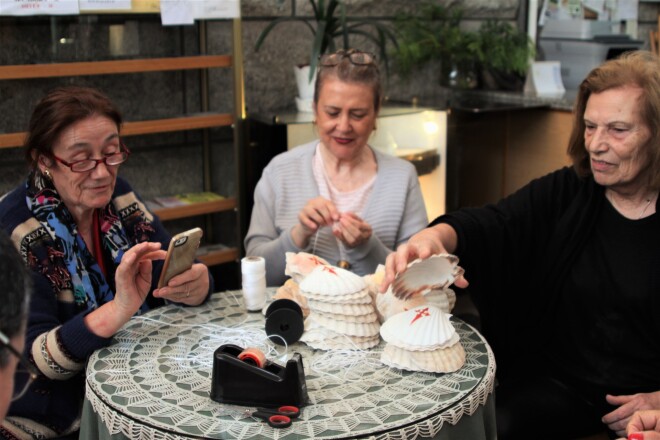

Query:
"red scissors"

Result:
[[251, 405, 300, 428]]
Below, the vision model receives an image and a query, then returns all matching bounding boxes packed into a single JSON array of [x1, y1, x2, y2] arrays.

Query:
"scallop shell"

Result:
[[362, 264, 386, 302], [376, 286, 457, 324], [315, 310, 379, 324], [381, 341, 466, 373], [392, 254, 463, 300], [379, 305, 456, 351], [285, 252, 330, 283], [299, 265, 367, 296], [304, 288, 372, 304], [307, 298, 375, 316], [272, 279, 310, 318], [376, 286, 429, 323], [426, 288, 456, 314], [305, 334, 380, 351], [301, 327, 380, 350], [301, 323, 342, 341], [308, 313, 380, 338]]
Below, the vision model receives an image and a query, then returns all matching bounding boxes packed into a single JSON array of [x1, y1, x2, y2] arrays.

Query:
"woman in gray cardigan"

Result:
[[245, 49, 428, 286]]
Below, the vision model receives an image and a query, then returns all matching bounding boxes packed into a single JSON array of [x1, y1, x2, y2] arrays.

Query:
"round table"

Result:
[[82, 291, 496, 440]]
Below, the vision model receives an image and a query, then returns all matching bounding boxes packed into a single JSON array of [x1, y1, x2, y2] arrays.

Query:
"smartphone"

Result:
[[157, 227, 203, 289]]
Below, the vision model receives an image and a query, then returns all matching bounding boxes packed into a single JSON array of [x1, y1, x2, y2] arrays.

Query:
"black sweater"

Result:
[[433, 167, 660, 394]]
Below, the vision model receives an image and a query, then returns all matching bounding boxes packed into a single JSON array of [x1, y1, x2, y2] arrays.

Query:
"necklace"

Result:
[[606, 190, 657, 220]]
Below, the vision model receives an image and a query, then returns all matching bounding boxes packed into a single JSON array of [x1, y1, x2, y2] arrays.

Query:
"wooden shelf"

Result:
[[151, 197, 237, 221], [0, 55, 232, 80], [0, 113, 233, 149], [122, 113, 234, 136], [196, 247, 239, 266]]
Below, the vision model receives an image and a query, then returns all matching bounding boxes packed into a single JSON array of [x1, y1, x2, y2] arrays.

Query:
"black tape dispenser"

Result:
[[210, 344, 308, 407]]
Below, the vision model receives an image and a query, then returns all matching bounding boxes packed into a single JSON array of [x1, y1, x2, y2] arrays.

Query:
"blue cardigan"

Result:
[[0, 176, 211, 436]]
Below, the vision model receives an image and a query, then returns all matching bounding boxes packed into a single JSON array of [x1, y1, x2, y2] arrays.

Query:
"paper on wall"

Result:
[[193, 0, 240, 19], [160, 0, 194, 25], [524, 61, 566, 97], [0, 0, 79, 15], [160, 0, 240, 25], [611, 0, 638, 21]]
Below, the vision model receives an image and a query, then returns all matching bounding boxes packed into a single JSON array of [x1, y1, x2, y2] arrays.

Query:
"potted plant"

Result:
[[392, 1, 533, 90], [476, 20, 535, 91], [254, 0, 397, 110]]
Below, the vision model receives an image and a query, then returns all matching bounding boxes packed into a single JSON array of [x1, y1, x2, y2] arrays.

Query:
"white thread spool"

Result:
[[241, 256, 267, 312]]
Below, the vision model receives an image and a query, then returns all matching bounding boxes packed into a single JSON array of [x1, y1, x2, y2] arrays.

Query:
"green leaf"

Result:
[[257, 0, 397, 80], [309, 20, 329, 81]]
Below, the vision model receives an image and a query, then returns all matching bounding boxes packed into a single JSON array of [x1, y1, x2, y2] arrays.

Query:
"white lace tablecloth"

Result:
[[84, 291, 496, 440]]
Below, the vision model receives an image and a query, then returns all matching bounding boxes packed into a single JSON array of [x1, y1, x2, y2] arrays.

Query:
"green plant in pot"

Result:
[[255, 0, 397, 110], [392, 1, 533, 91], [392, 2, 482, 89], [476, 20, 535, 91]]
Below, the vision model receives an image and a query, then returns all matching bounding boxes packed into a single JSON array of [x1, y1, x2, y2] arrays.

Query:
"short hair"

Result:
[[0, 231, 31, 367], [313, 49, 383, 113], [567, 50, 660, 189], [24, 86, 123, 171]]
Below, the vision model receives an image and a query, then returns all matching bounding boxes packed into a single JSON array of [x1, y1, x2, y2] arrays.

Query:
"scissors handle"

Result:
[[252, 411, 292, 428], [256, 405, 300, 419]]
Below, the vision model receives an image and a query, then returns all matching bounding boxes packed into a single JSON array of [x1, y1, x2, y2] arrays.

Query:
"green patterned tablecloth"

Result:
[[83, 291, 496, 440]]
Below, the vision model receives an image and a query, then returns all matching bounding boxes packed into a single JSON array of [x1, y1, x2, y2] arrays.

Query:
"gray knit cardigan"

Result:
[[245, 140, 429, 286]]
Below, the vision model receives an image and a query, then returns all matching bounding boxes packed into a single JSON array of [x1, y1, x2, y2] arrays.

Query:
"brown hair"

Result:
[[24, 86, 123, 170], [313, 49, 383, 113], [567, 50, 660, 189]]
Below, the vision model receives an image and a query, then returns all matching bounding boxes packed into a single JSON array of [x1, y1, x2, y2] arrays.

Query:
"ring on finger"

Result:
[[186, 284, 190, 298]]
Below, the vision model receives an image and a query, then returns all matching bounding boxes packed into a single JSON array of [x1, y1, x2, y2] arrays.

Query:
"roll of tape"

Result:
[[265, 299, 305, 346], [237, 347, 267, 368], [241, 256, 267, 312]]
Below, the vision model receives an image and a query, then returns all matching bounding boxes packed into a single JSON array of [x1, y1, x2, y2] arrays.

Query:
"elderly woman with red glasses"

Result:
[[245, 49, 428, 286], [0, 86, 212, 439]]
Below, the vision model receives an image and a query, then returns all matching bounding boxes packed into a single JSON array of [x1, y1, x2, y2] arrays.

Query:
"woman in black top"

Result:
[[382, 50, 660, 439]]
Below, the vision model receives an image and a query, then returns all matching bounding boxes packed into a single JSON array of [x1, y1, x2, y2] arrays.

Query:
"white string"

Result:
[[311, 228, 320, 255], [88, 316, 290, 385], [309, 347, 385, 382]]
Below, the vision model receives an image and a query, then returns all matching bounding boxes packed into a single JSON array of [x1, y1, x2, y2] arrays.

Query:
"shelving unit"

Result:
[[0, 15, 245, 272]]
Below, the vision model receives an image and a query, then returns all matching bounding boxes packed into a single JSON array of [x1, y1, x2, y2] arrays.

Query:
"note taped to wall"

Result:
[[193, 0, 240, 18], [0, 0, 79, 16], [524, 61, 566, 97]]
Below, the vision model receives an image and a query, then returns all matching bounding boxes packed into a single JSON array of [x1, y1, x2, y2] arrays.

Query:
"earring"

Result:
[[43, 169, 52, 180]]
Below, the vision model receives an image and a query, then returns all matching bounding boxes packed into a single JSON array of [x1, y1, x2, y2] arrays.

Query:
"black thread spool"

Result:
[[265, 299, 304, 346]]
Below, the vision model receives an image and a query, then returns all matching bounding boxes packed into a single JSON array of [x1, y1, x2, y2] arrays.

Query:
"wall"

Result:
[[2, 0, 659, 200], [238, 0, 660, 115], [240, 0, 523, 114]]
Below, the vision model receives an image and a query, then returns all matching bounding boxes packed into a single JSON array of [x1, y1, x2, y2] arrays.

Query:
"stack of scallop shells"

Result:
[[299, 265, 380, 350], [378, 254, 466, 373], [380, 305, 465, 373], [269, 252, 332, 318]]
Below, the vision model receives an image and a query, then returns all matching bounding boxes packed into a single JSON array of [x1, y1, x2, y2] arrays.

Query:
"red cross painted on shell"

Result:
[[321, 266, 338, 275], [310, 256, 325, 266], [410, 307, 430, 325]]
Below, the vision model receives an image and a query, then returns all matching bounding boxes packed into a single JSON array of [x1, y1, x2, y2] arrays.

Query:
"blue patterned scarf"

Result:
[[25, 171, 153, 312]]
